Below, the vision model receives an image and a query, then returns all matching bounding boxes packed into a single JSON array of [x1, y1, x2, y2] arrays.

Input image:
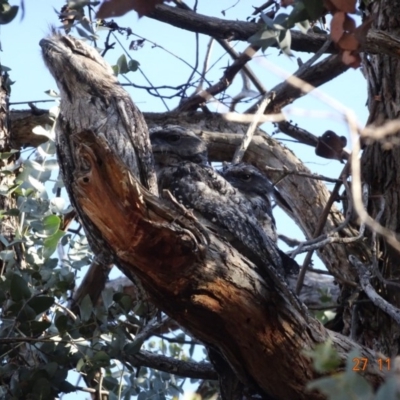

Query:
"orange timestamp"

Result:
[[352, 357, 391, 371]]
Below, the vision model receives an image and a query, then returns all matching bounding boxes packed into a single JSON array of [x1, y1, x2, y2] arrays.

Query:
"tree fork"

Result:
[[68, 129, 384, 400]]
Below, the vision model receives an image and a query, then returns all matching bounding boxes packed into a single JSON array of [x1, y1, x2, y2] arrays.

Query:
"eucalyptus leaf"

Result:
[[303, 0, 324, 20], [128, 59, 140, 72], [10, 273, 31, 301], [27, 296, 54, 315], [79, 294, 93, 322], [42, 229, 65, 259], [0, 4, 18, 24], [92, 350, 110, 367], [117, 54, 129, 74]]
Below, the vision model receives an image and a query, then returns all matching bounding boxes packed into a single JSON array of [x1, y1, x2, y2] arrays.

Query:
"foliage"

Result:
[[0, 1, 19, 25], [2, 0, 400, 399], [0, 115, 201, 398], [307, 344, 399, 400]]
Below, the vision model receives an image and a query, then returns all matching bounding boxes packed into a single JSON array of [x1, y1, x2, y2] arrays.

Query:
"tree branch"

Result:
[[67, 129, 384, 399], [126, 350, 217, 380], [149, 5, 400, 58]]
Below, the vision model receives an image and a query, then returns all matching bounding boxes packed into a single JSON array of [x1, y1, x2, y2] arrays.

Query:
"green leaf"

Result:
[[111, 64, 119, 76], [80, 18, 95, 34], [10, 274, 31, 301], [32, 377, 52, 399], [303, 0, 324, 20], [76, 357, 86, 372], [101, 286, 114, 309], [17, 304, 37, 322], [92, 350, 110, 367], [278, 29, 292, 56], [303, 339, 341, 373], [260, 12, 275, 29], [42, 229, 65, 259], [0, 249, 14, 261], [287, 1, 309, 27], [37, 215, 61, 237], [114, 293, 132, 312], [375, 376, 399, 400], [1, 208, 20, 217], [273, 13, 291, 30], [128, 59, 140, 72], [248, 27, 278, 51], [27, 174, 48, 198], [44, 362, 58, 378], [0, 4, 18, 24], [0, 149, 19, 160], [27, 296, 54, 315], [55, 313, 68, 333], [58, 380, 76, 394], [79, 294, 93, 322], [117, 54, 129, 74]]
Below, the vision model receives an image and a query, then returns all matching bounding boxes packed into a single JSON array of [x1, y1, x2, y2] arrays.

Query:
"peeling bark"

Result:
[[67, 129, 384, 400]]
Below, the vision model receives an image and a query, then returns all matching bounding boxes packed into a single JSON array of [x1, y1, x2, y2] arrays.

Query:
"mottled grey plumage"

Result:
[[40, 33, 158, 195], [150, 125, 209, 167], [40, 33, 158, 260], [150, 126, 285, 275], [221, 163, 299, 276], [220, 163, 277, 242]]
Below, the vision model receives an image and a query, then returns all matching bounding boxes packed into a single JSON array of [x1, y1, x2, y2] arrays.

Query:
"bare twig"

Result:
[[290, 179, 364, 257], [265, 166, 341, 184], [194, 37, 214, 95], [295, 163, 350, 295], [350, 255, 400, 325], [232, 93, 273, 164]]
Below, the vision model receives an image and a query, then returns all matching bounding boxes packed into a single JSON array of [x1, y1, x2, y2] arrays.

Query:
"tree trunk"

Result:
[[360, 0, 400, 355]]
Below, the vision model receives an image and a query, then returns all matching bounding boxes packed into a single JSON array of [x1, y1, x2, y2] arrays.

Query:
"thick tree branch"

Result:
[[67, 129, 384, 400], [10, 110, 368, 285], [149, 5, 400, 58]]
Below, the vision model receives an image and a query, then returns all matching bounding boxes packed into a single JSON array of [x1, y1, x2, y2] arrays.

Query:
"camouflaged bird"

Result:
[[221, 162, 299, 275], [40, 32, 158, 299], [220, 163, 277, 242], [150, 125, 288, 276], [40, 32, 158, 195]]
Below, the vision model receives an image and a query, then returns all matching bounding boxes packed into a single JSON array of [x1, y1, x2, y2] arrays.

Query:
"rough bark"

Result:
[[149, 5, 400, 58], [9, 110, 355, 308], [0, 72, 21, 268], [68, 129, 384, 400], [360, 0, 400, 355]]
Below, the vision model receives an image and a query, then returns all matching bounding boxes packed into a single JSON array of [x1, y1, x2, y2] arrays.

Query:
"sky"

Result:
[[1, 1, 370, 398]]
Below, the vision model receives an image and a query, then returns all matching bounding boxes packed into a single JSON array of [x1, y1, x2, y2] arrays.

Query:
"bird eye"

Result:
[[241, 174, 251, 181], [167, 134, 181, 142]]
